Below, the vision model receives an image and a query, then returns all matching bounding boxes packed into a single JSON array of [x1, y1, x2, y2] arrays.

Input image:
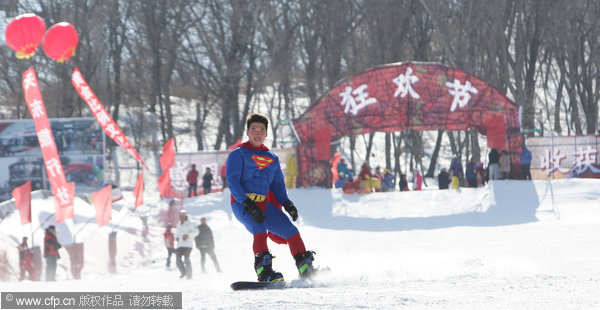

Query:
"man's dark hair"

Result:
[[246, 113, 269, 130]]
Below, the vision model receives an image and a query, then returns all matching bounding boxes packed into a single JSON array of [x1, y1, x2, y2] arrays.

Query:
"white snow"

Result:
[[1, 179, 599, 309]]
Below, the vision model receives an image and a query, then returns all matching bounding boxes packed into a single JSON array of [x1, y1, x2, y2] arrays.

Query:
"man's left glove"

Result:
[[283, 200, 298, 221]]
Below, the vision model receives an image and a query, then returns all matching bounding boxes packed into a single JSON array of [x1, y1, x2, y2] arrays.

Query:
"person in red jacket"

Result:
[[412, 169, 423, 191], [18, 237, 35, 281], [44, 225, 61, 281], [187, 164, 199, 197], [164, 224, 175, 268]]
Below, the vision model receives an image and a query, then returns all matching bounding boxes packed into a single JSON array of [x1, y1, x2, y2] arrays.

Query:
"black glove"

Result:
[[283, 200, 298, 221], [243, 199, 265, 223]]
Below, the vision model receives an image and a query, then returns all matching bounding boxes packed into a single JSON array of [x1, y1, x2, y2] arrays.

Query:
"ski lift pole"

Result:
[[112, 207, 136, 233], [73, 217, 95, 244], [31, 213, 55, 248]]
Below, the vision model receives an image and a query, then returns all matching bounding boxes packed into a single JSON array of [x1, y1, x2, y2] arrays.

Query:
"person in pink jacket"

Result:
[[412, 169, 423, 191]]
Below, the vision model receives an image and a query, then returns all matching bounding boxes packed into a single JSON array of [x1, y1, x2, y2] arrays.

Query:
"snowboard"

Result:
[[230, 280, 287, 291], [230, 268, 331, 291]]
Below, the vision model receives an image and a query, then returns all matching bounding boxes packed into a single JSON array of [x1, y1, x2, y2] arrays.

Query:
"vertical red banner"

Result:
[[71, 67, 148, 169], [22, 67, 74, 222]]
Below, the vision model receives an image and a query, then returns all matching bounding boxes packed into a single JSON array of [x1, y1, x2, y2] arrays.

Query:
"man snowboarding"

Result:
[[226, 113, 316, 282]]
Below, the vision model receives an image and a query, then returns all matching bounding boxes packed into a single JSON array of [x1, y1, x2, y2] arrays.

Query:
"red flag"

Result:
[[160, 137, 175, 171], [133, 171, 144, 208], [158, 169, 176, 198], [91, 185, 112, 227], [12, 181, 31, 225]]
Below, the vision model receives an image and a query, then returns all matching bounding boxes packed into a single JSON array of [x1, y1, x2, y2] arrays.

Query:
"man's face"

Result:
[[246, 122, 267, 147]]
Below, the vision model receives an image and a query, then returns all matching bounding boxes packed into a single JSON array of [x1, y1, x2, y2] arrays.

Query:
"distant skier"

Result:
[[202, 167, 213, 195], [164, 224, 175, 268], [18, 237, 35, 281], [226, 113, 316, 282], [438, 168, 450, 189], [187, 164, 199, 197], [44, 225, 61, 281], [175, 210, 196, 279], [194, 217, 221, 273]]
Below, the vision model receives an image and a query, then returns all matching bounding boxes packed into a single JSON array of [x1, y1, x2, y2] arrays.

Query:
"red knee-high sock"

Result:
[[253, 232, 268, 255], [287, 233, 306, 257]]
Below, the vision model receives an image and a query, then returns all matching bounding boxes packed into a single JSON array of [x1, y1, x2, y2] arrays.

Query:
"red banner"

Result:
[[133, 171, 144, 208], [91, 185, 112, 227], [71, 67, 148, 169], [12, 180, 31, 225], [22, 67, 74, 222], [158, 169, 176, 198], [160, 137, 175, 171]]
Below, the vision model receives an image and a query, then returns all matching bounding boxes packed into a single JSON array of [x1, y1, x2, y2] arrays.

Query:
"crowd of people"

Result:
[[334, 146, 534, 193]]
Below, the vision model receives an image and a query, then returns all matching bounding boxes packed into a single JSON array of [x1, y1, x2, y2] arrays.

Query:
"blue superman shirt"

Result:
[[226, 142, 297, 239]]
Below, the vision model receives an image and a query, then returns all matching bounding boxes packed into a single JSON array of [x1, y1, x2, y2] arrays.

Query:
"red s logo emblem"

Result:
[[251, 155, 274, 170]]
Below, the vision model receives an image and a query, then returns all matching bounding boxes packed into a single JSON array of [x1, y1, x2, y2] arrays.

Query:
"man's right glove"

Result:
[[243, 198, 265, 223], [283, 200, 298, 221]]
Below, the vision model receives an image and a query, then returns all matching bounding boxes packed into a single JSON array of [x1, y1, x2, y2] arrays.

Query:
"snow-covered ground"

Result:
[[1, 179, 599, 309]]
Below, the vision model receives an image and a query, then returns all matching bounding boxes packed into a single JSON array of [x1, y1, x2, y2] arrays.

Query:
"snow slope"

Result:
[[1, 179, 599, 309]]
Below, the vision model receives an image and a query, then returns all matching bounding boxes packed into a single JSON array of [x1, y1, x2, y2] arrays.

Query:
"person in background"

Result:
[[18, 237, 35, 281], [194, 217, 222, 273], [337, 158, 349, 179], [500, 150, 511, 179], [220, 163, 228, 190], [488, 148, 500, 181], [285, 153, 298, 189], [520, 145, 532, 180], [335, 172, 349, 189], [475, 162, 486, 187], [187, 164, 199, 197], [465, 158, 477, 188], [438, 168, 450, 189], [359, 161, 380, 193], [202, 167, 213, 195], [343, 174, 361, 194], [381, 169, 395, 192], [164, 223, 175, 268], [175, 210, 196, 279], [44, 225, 61, 281], [399, 173, 409, 191], [373, 167, 384, 192], [412, 169, 423, 191], [450, 156, 463, 189]]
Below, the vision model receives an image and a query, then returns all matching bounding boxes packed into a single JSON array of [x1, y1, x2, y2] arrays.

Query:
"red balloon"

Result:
[[4, 13, 47, 59], [42, 22, 79, 63]]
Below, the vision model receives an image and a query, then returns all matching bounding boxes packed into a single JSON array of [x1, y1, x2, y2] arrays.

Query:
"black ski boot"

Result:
[[294, 250, 316, 279], [254, 252, 284, 282]]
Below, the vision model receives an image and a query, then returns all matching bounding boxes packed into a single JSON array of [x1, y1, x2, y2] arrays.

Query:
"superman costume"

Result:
[[226, 141, 307, 257]]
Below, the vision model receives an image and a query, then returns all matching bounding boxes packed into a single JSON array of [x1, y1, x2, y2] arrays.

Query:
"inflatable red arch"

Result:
[[291, 61, 522, 187]]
